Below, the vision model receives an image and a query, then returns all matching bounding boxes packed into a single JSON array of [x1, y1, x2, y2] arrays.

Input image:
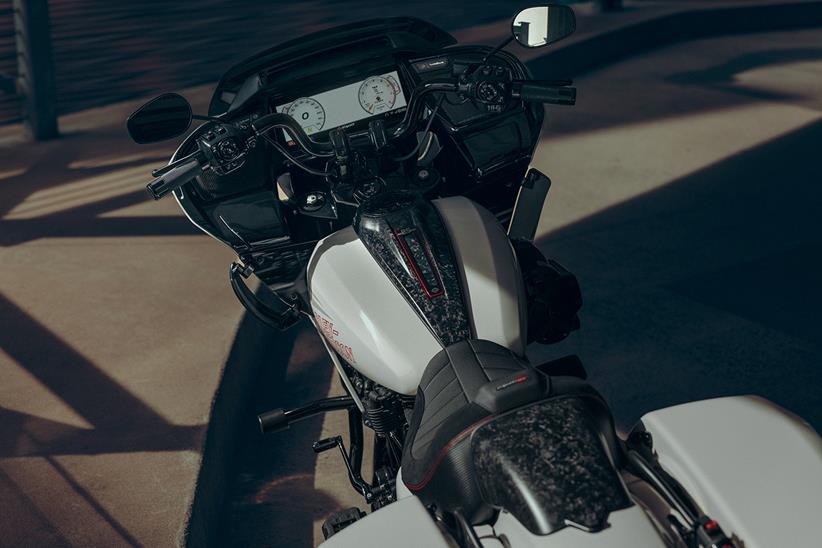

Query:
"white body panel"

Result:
[[348, 397, 822, 547], [307, 227, 442, 395], [490, 506, 666, 548], [435, 197, 527, 356], [319, 495, 454, 548], [307, 197, 526, 394], [328, 485, 665, 548], [640, 395, 822, 548]]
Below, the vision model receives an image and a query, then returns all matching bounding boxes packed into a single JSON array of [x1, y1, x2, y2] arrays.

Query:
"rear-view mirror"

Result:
[[512, 5, 576, 48], [126, 93, 192, 144]]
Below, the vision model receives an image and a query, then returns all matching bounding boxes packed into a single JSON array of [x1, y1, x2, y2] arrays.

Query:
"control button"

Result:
[[204, 132, 216, 140], [477, 81, 501, 103], [302, 192, 326, 212], [216, 137, 240, 160], [215, 126, 226, 134]]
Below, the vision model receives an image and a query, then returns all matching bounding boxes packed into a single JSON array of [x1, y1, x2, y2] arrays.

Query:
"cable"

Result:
[[393, 94, 445, 162], [264, 134, 332, 177]]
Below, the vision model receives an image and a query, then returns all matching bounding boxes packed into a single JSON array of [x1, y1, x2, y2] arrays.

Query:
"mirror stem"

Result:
[[481, 36, 514, 65], [192, 114, 226, 123]]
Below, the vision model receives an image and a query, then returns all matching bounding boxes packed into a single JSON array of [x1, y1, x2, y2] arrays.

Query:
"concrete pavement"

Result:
[[528, 26, 822, 431], [0, 87, 244, 547]]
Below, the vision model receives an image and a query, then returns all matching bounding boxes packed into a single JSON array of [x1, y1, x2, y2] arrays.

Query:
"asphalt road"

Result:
[[222, 26, 822, 547]]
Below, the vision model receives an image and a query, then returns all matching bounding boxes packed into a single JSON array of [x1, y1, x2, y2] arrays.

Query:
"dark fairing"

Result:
[[169, 17, 544, 292], [472, 397, 632, 535], [209, 17, 456, 116]]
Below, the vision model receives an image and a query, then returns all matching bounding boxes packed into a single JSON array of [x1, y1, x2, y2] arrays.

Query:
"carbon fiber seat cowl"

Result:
[[401, 339, 625, 530]]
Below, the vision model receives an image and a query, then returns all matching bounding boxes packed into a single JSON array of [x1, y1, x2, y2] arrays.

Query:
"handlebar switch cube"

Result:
[[368, 119, 388, 151]]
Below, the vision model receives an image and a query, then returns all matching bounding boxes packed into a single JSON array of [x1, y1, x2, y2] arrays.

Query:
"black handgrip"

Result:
[[258, 397, 355, 435], [146, 158, 203, 200], [258, 408, 288, 433], [513, 81, 577, 106]]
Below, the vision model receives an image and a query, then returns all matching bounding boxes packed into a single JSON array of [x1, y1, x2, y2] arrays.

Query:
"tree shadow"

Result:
[[0, 292, 203, 457], [526, 36, 822, 139], [0, 147, 197, 245], [666, 47, 822, 101]]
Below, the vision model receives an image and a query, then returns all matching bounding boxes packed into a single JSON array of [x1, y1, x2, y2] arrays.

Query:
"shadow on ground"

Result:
[[530, 117, 822, 433], [218, 325, 344, 548]]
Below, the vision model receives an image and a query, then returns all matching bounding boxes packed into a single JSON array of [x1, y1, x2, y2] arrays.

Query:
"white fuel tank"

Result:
[[307, 196, 526, 395]]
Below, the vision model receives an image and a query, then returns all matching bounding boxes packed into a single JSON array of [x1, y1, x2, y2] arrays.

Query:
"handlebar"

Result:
[[251, 81, 461, 158], [388, 81, 460, 140], [145, 75, 575, 200], [251, 113, 335, 157], [249, 78, 573, 162]]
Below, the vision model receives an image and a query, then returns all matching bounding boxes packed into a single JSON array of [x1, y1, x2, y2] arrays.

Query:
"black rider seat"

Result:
[[400, 339, 625, 529]]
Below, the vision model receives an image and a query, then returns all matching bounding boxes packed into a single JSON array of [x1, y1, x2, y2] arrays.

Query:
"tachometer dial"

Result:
[[358, 76, 399, 115], [285, 97, 326, 134]]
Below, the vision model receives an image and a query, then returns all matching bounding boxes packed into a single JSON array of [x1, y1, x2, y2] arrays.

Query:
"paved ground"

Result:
[[2, 2, 821, 547], [222, 26, 822, 547], [528, 26, 822, 432], [0, 87, 244, 547]]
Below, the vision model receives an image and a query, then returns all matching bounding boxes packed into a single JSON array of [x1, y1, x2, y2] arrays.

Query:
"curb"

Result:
[[182, 309, 300, 547]]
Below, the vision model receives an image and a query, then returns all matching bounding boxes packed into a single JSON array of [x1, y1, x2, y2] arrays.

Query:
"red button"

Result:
[[705, 520, 718, 531]]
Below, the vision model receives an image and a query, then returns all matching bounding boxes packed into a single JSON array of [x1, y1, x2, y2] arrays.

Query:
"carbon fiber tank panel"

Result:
[[353, 191, 471, 346]]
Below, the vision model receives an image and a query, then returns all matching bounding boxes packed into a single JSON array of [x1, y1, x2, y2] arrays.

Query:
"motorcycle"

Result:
[[126, 5, 822, 547]]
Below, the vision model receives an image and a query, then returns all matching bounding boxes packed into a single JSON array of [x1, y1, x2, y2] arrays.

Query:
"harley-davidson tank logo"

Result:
[[314, 312, 356, 364]]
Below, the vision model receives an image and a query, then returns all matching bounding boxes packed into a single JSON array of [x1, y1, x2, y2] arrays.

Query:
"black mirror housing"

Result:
[[126, 93, 193, 144]]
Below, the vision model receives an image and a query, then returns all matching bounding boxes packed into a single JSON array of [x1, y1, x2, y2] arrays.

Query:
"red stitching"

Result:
[[392, 228, 444, 299], [405, 414, 496, 491]]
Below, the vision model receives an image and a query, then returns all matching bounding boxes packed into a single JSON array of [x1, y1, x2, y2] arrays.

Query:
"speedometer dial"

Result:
[[285, 97, 326, 134], [358, 76, 399, 115]]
